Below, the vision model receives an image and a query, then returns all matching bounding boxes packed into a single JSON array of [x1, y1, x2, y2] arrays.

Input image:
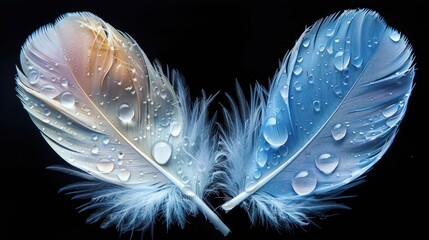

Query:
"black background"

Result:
[[1, 0, 425, 239]]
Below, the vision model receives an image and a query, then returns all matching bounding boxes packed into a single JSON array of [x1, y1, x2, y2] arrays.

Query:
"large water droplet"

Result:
[[292, 170, 317, 195], [390, 31, 401, 42], [118, 103, 134, 122], [256, 150, 268, 167], [293, 65, 302, 75], [313, 100, 321, 112], [315, 153, 339, 174], [151, 141, 172, 165], [302, 38, 310, 47], [280, 85, 288, 100], [96, 159, 114, 173], [60, 92, 75, 109], [386, 116, 401, 127], [263, 116, 288, 147], [118, 168, 131, 181], [40, 85, 59, 98], [331, 123, 347, 141], [333, 51, 350, 71], [382, 103, 399, 118], [28, 69, 40, 84]]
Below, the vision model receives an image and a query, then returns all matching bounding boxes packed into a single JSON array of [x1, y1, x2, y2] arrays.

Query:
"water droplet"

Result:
[[253, 169, 262, 179], [331, 123, 347, 141], [118, 151, 124, 159], [118, 168, 131, 181], [352, 56, 363, 68], [40, 85, 59, 98], [307, 75, 314, 84], [102, 136, 110, 145], [160, 89, 167, 99], [382, 103, 399, 118], [44, 109, 51, 116], [333, 51, 350, 71], [181, 185, 196, 197], [390, 31, 401, 42], [182, 175, 190, 184], [91, 146, 99, 154], [96, 159, 114, 173], [280, 85, 288, 99], [28, 69, 40, 84], [151, 141, 172, 165], [297, 56, 303, 63], [117, 103, 134, 122], [334, 37, 340, 43], [197, 162, 206, 172], [60, 92, 75, 109], [294, 81, 302, 91], [315, 153, 339, 174], [386, 116, 401, 127], [278, 145, 288, 156], [318, 44, 326, 52], [292, 170, 317, 195], [313, 100, 321, 112], [263, 116, 288, 147], [326, 28, 334, 37], [170, 122, 182, 137], [91, 134, 98, 141], [60, 78, 68, 87], [293, 65, 302, 75], [333, 85, 342, 96], [177, 166, 183, 174], [256, 150, 268, 167], [302, 38, 310, 47]]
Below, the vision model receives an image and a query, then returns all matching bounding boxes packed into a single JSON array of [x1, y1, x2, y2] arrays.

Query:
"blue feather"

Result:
[[220, 9, 415, 228]]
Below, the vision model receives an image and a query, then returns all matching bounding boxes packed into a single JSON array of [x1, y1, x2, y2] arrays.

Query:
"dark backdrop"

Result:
[[1, 0, 424, 239]]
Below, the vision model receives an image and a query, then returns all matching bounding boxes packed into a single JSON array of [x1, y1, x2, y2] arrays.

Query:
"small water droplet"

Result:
[[60, 92, 75, 109], [117, 103, 134, 122], [91, 146, 99, 154], [315, 153, 339, 174], [297, 56, 303, 63], [326, 28, 334, 37], [302, 38, 310, 47], [382, 103, 399, 118], [151, 141, 172, 165], [91, 134, 98, 141], [177, 166, 183, 174], [390, 31, 401, 42], [331, 123, 347, 141], [256, 150, 268, 167], [386, 116, 400, 127], [117, 168, 131, 181], [43, 109, 51, 116], [318, 44, 326, 52], [102, 136, 110, 145], [333, 51, 350, 71], [182, 175, 190, 184], [293, 65, 302, 75], [253, 169, 262, 179], [280, 85, 288, 99], [333, 85, 342, 96], [96, 159, 114, 173], [197, 162, 206, 172], [334, 37, 340, 43], [170, 122, 182, 137], [263, 116, 288, 147], [352, 56, 363, 68], [278, 145, 288, 156], [117, 151, 124, 159], [313, 100, 321, 112], [292, 170, 317, 195], [60, 78, 68, 87], [28, 69, 40, 84], [307, 75, 314, 84], [160, 89, 167, 99], [294, 81, 302, 91]]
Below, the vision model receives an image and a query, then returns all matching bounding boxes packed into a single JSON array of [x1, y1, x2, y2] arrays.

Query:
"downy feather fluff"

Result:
[[219, 9, 415, 229], [16, 12, 229, 235]]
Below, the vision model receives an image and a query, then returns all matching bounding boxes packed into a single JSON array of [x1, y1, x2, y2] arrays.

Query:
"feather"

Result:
[[16, 12, 230, 235], [219, 9, 415, 229]]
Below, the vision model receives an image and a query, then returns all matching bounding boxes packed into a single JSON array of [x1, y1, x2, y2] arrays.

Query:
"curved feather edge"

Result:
[[218, 9, 415, 229], [40, 69, 221, 233]]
